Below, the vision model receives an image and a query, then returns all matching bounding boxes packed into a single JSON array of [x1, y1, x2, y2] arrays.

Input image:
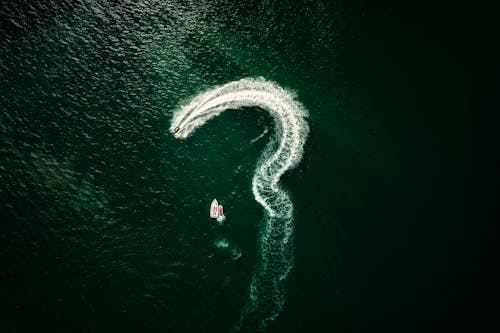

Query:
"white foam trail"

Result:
[[250, 128, 269, 144], [170, 77, 309, 331]]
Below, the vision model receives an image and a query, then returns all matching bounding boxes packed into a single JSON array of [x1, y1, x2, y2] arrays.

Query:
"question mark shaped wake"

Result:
[[170, 77, 309, 331]]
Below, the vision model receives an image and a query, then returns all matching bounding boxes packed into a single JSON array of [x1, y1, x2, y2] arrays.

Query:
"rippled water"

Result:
[[1, 1, 476, 332]]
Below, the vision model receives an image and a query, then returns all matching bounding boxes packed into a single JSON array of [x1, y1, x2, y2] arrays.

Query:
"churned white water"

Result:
[[170, 77, 309, 330]]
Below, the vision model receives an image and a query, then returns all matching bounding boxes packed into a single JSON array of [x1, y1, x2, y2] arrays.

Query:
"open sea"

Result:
[[1, 0, 481, 332]]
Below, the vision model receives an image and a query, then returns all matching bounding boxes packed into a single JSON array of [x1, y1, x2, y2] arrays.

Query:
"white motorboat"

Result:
[[210, 199, 225, 222], [210, 199, 219, 218]]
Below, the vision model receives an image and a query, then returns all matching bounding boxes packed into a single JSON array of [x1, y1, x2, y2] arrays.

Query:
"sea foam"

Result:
[[170, 77, 309, 331]]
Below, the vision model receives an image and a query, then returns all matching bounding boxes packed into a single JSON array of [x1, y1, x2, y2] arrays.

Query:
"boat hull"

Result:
[[210, 199, 219, 218]]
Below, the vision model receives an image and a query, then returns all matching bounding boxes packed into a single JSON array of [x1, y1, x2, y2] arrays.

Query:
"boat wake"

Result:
[[170, 77, 309, 331], [250, 128, 269, 144]]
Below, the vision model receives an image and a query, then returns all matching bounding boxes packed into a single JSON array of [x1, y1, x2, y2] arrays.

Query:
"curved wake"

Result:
[[170, 77, 309, 331]]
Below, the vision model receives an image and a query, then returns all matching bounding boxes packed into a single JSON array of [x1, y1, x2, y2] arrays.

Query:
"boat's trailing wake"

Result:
[[170, 77, 309, 331], [250, 128, 269, 144]]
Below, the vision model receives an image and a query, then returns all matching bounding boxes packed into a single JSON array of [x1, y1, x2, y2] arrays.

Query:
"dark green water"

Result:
[[1, 1, 479, 332]]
